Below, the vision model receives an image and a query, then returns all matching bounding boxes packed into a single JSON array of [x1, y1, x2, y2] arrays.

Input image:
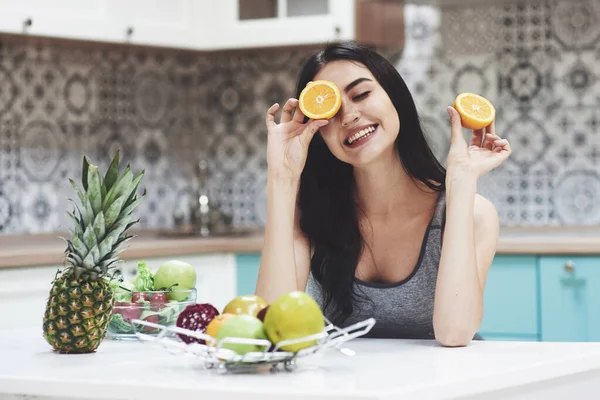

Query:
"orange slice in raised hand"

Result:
[[453, 93, 496, 130], [298, 80, 342, 120]]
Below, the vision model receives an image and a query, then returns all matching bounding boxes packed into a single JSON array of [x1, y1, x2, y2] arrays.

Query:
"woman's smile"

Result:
[[344, 124, 379, 148]]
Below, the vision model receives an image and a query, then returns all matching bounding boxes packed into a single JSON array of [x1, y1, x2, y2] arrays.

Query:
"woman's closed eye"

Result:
[[352, 91, 371, 101]]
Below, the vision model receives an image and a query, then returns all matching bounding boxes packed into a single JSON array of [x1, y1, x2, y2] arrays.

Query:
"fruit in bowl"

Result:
[[223, 294, 268, 317], [154, 260, 197, 301], [175, 291, 326, 357], [108, 288, 197, 338], [107, 260, 198, 340], [263, 291, 325, 352], [215, 314, 269, 355]]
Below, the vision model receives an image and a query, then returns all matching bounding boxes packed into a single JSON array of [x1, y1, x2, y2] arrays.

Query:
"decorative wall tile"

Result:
[[401, 4, 442, 59], [552, 50, 600, 108], [0, 64, 17, 117], [0, 115, 20, 180], [554, 170, 600, 225], [500, 0, 553, 53], [498, 48, 555, 112], [0, 178, 22, 232], [499, 107, 552, 171], [440, 5, 503, 56], [0, 0, 599, 234], [478, 166, 556, 226], [544, 106, 600, 174], [21, 182, 60, 234], [551, 0, 600, 50]]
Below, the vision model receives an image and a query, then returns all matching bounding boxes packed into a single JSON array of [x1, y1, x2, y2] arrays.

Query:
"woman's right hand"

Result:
[[265, 98, 329, 180]]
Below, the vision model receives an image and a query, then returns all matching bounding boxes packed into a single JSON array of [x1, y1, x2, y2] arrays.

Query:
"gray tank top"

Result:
[[306, 191, 480, 340]]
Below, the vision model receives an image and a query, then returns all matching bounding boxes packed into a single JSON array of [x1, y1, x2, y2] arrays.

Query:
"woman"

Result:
[[255, 42, 511, 347]]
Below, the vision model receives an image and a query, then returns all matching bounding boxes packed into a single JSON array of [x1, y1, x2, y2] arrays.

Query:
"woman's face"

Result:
[[312, 60, 400, 166]]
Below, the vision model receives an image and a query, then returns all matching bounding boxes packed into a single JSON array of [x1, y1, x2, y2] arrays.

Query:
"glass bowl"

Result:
[[107, 288, 197, 340]]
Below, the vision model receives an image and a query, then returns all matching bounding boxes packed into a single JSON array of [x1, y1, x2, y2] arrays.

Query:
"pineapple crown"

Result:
[[62, 150, 145, 281]]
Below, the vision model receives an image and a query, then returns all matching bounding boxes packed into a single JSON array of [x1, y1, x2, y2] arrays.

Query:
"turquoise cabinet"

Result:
[[540, 256, 600, 342], [235, 253, 261, 296], [478, 255, 540, 341], [233, 252, 600, 343]]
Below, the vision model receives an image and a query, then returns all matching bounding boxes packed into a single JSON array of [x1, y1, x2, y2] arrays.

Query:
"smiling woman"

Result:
[[255, 42, 512, 347]]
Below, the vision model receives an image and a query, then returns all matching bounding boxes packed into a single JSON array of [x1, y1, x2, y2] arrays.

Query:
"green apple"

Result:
[[263, 291, 325, 353], [154, 260, 196, 301], [223, 294, 268, 317], [215, 314, 268, 355]]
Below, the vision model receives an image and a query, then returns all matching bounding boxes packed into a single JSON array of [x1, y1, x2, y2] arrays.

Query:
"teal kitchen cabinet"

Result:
[[235, 253, 262, 296], [540, 256, 600, 342], [478, 255, 540, 341]]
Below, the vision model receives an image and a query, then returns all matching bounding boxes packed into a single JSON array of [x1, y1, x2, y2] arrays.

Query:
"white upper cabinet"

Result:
[[0, 0, 123, 43], [203, 0, 354, 50], [0, 0, 403, 52], [103, 0, 209, 50]]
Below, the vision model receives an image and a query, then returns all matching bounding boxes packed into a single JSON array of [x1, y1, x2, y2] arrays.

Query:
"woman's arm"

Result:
[[254, 99, 326, 303], [433, 106, 511, 347], [433, 174, 499, 347], [255, 176, 311, 303]]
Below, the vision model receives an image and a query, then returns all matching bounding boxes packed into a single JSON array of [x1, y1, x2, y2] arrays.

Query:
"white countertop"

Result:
[[2, 329, 600, 400]]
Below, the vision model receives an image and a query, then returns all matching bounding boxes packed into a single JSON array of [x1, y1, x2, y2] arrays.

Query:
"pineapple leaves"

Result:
[[87, 164, 103, 215], [126, 170, 145, 203], [69, 179, 94, 226], [66, 211, 84, 238], [82, 156, 91, 191], [92, 211, 106, 242], [103, 165, 133, 211], [71, 234, 88, 261], [99, 258, 120, 271], [118, 196, 144, 222], [104, 150, 120, 190], [83, 225, 98, 250], [104, 195, 126, 229], [124, 219, 140, 232], [82, 244, 100, 269], [64, 152, 146, 280], [98, 227, 120, 258]]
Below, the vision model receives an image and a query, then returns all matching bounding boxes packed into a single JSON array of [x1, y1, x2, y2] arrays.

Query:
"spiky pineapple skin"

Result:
[[43, 275, 114, 354]]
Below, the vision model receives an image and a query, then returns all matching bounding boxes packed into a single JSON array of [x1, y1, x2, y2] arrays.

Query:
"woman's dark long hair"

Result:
[[297, 41, 446, 325]]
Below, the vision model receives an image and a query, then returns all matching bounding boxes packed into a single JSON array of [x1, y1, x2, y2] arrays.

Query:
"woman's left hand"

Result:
[[445, 106, 512, 179]]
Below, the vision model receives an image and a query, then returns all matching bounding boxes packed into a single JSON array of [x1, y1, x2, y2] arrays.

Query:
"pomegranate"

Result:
[[176, 303, 220, 344]]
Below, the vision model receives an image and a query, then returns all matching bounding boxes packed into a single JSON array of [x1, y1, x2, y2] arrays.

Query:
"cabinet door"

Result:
[[236, 253, 261, 296], [0, 265, 60, 330], [0, 0, 208, 50], [540, 256, 600, 342], [0, 0, 123, 43], [478, 255, 540, 341], [104, 0, 206, 50], [206, 0, 353, 50]]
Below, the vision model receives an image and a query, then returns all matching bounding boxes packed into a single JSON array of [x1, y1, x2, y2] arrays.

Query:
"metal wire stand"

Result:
[[130, 317, 375, 373]]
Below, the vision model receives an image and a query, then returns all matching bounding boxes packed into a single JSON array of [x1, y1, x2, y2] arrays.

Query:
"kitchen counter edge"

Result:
[[1, 227, 600, 269]]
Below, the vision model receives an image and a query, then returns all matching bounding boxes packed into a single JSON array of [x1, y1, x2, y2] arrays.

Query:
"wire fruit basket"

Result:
[[130, 317, 376, 373]]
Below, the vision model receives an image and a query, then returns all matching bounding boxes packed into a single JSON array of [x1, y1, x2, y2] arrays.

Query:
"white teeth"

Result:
[[347, 126, 376, 144]]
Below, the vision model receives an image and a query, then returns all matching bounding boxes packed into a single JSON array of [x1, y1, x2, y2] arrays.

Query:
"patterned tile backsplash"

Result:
[[0, 0, 599, 234]]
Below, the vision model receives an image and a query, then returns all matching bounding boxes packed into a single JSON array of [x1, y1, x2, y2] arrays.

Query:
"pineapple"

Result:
[[43, 150, 145, 354]]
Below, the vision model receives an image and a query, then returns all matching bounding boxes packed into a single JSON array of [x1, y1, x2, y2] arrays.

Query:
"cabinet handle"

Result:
[[334, 26, 341, 39], [564, 260, 575, 273], [22, 18, 33, 33], [126, 27, 134, 41]]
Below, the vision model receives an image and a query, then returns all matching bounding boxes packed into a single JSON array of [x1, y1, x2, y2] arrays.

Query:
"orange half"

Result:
[[454, 93, 496, 130], [298, 80, 342, 120]]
